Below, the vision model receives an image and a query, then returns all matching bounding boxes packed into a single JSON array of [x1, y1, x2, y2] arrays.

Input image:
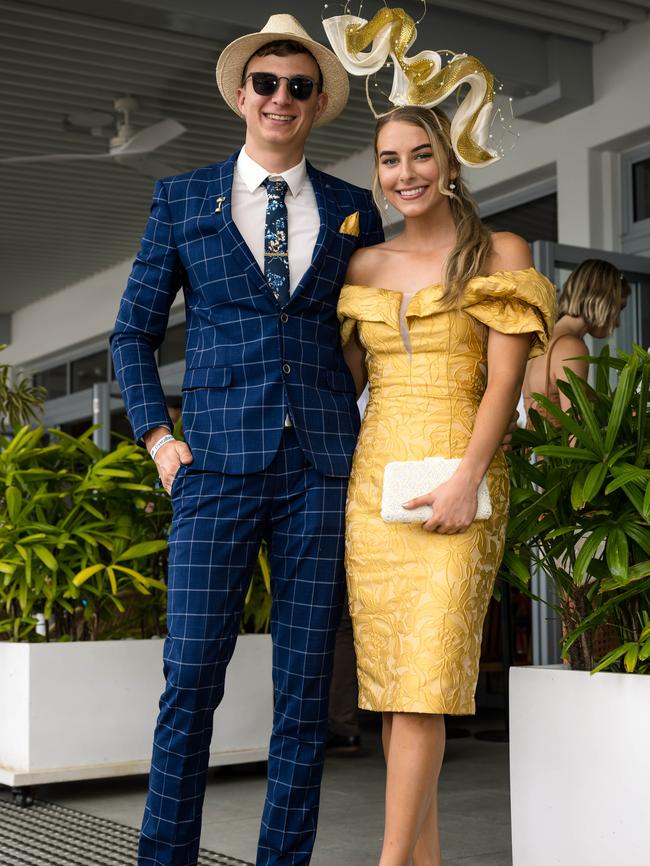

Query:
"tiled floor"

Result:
[[30, 710, 512, 866]]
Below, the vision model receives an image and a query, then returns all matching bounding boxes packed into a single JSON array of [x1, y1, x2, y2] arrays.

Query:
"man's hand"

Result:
[[144, 426, 193, 494], [501, 408, 520, 453]]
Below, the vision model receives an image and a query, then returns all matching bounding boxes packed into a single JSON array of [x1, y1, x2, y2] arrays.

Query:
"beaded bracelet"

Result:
[[149, 434, 175, 461]]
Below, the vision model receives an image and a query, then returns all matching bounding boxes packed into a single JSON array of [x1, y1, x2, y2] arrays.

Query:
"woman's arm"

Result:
[[463, 330, 532, 483], [405, 331, 531, 533], [405, 231, 534, 533], [343, 324, 368, 398], [340, 245, 384, 398]]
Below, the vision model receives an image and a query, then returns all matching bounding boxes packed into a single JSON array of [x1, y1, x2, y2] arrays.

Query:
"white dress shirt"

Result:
[[231, 146, 320, 294]]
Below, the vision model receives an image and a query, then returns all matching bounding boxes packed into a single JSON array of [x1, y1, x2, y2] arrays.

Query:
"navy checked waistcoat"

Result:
[[111, 151, 384, 477]]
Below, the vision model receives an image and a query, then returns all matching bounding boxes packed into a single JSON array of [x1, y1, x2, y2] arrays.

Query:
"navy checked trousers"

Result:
[[139, 428, 348, 866]]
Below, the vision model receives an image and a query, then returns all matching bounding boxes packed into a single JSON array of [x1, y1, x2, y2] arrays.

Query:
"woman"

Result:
[[338, 106, 555, 866], [524, 259, 630, 419]]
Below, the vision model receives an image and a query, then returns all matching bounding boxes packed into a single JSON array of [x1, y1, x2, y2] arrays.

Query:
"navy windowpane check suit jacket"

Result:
[[111, 151, 384, 475]]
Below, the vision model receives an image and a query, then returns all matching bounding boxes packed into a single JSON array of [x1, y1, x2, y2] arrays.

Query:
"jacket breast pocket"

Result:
[[333, 231, 358, 261], [182, 367, 232, 390]]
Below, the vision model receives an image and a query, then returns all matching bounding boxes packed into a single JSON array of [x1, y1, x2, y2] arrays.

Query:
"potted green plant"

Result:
[[0, 343, 46, 432], [501, 346, 650, 866], [0, 425, 170, 641], [0, 423, 273, 793]]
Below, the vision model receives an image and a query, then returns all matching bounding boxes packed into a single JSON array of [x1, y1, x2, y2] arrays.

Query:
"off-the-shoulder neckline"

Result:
[[343, 266, 541, 297]]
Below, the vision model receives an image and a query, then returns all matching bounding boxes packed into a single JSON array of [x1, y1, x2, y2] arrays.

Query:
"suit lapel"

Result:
[[291, 163, 337, 299], [208, 152, 274, 301], [206, 156, 340, 304]]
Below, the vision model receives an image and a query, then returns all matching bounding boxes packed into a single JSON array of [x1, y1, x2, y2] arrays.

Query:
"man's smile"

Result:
[[263, 112, 296, 123]]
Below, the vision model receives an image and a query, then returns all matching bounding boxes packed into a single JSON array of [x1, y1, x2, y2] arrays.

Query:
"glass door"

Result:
[[529, 242, 650, 664]]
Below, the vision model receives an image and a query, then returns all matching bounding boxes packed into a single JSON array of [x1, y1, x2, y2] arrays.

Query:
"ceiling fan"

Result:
[[0, 97, 186, 180]]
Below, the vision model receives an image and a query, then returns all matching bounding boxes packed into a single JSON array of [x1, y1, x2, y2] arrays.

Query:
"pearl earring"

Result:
[[449, 181, 456, 190], [382, 195, 390, 212]]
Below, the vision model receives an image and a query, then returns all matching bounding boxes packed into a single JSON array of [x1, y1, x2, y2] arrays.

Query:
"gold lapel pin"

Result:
[[214, 196, 226, 213]]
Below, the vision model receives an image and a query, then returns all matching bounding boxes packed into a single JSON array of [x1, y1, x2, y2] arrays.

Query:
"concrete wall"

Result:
[[3, 260, 131, 366]]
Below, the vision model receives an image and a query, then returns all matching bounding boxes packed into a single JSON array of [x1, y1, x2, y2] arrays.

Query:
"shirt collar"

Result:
[[237, 146, 307, 198]]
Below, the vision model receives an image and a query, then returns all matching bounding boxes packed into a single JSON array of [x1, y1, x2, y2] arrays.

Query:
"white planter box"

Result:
[[509, 665, 650, 866], [0, 634, 272, 787]]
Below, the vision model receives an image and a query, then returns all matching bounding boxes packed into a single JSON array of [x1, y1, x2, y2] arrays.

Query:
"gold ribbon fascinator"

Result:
[[322, 7, 501, 168]]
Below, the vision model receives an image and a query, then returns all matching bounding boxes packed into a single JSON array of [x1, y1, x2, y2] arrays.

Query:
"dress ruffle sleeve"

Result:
[[460, 268, 556, 358], [338, 284, 400, 346], [339, 270, 556, 356]]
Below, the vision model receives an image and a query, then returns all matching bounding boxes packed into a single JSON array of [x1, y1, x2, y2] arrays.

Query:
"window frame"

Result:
[[621, 141, 650, 255], [26, 309, 186, 405]]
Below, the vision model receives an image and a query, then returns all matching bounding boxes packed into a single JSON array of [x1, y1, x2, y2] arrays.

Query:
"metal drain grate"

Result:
[[0, 799, 253, 866]]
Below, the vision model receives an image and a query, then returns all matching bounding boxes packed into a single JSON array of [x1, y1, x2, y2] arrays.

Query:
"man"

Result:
[[111, 14, 383, 866]]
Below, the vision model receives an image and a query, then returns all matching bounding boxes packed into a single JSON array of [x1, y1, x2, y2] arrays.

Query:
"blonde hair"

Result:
[[557, 259, 631, 335], [373, 106, 492, 307]]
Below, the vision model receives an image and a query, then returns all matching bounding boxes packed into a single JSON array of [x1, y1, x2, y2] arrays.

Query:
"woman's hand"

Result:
[[501, 408, 520, 452], [403, 471, 479, 534]]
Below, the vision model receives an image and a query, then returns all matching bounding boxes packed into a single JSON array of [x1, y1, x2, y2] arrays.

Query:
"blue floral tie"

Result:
[[263, 178, 290, 305]]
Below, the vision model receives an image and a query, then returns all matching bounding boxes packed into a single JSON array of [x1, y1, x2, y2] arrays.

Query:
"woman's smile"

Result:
[[396, 185, 428, 199]]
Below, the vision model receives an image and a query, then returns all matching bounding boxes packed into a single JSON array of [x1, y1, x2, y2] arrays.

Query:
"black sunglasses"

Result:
[[243, 72, 318, 100]]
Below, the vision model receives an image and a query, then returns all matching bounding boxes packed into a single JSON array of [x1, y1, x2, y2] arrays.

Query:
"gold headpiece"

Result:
[[323, 7, 501, 168]]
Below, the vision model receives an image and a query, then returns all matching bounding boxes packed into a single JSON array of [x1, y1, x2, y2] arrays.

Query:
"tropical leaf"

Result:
[[111, 564, 151, 584], [605, 529, 628, 582], [258, 544, 271, 594], [533, 445, 599, 462], [570, 467, 589, 510], [118, 483, 154, 491], [604, 355, 638, 454], [106, 566, 118, 595], [622, 483, 646, 517], [591, 644, 629, 674], [624, 643, 640, 673], [623, 524, 650, 557], [5, 486, 22, 523], [72, 563, 105, 587], [638, 640, 650, 662], [563, 368, 605, 455], [582, 462, 608, 502], [115, 540, 168, 562], [81, 501, 104, 521], [33, 545, 58, 572], [605, 467, 649, 495], [601, 559, 650, 590], [527, 392, 591, 444], [636, 361, 649, 463], [643, 481, 650, 522]]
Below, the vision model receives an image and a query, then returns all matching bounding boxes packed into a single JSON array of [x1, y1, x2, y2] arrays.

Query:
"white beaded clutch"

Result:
[[381, 457, 492, 523]]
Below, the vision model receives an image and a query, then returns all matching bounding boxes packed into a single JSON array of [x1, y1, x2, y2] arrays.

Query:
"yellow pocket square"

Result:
[[338, 212, 360, 237]]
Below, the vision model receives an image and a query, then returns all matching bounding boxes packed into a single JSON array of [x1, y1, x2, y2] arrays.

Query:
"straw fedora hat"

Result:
[[216, 14, 349, 128]]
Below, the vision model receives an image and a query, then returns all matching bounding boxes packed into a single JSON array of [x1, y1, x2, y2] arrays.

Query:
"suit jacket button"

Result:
[[280, 313, 289, 324], [283, 363, 291, 374]]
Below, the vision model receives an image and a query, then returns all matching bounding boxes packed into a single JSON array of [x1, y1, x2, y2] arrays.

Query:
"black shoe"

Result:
[[326, 733, 362, 754]]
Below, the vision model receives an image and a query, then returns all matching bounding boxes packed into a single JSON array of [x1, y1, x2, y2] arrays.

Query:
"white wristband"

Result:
[[149, 434, 175, 461]]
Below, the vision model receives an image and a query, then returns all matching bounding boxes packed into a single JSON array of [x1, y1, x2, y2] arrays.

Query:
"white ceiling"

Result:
[[1, 0, 648, 323]]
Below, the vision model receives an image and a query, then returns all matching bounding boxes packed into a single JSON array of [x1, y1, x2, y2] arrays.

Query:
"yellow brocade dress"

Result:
[[338, 268, 555, 715]]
